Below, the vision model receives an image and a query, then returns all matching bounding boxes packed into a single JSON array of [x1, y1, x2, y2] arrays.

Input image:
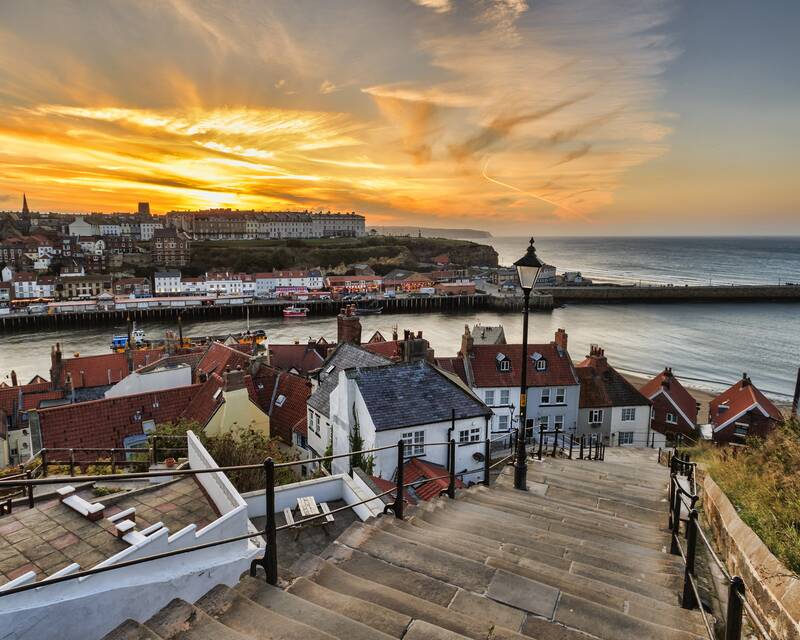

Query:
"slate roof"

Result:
[[575, 362, 651, 409], [709, 376, 783, 430], [349, 360, 492, 432], [307, 343, 391, 418], [640, 369, 698, 425], [468, 343, 578, 388]]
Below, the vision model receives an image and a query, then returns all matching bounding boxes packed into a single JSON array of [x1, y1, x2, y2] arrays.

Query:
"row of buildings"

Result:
[[2, 313, 784, 481]]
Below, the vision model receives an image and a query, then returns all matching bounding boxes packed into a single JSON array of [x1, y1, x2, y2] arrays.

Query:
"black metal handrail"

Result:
[[667, 455, 773, 640], [0, 434, 508, 596]]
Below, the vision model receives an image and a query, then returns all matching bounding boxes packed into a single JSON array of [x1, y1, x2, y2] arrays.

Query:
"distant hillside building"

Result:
[[151, 227, 190, 266]]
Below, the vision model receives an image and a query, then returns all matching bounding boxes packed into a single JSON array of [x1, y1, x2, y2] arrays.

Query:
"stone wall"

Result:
[[700, 470, 800, 639]]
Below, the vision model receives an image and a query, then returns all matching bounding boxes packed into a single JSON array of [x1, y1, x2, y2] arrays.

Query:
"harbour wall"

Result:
[[538, 284, 800, 304]]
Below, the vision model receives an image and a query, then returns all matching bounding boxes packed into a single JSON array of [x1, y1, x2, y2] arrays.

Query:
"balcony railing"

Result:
[[0, 432, 512, 597]]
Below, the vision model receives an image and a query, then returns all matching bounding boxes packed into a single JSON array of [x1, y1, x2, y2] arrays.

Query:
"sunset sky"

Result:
[[0, 0, 797, 234]]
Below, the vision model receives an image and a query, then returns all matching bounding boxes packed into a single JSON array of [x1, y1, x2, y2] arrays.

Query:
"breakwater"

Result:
[[538, 284, 800, 304], [0, 293, 501, 331]]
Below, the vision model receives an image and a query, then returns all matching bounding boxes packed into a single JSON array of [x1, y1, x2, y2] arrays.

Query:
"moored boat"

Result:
[[282, 305, 309, 318]]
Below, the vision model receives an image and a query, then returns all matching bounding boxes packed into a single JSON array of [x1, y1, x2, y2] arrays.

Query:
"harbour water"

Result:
[[0, 236, 797, 401]]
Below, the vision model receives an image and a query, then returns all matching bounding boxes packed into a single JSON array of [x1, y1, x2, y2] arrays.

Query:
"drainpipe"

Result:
[[447, 408, 455, 469]]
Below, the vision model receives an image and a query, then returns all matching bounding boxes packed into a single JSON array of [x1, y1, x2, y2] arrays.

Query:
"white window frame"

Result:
[[497, 415, 509, 431], [499, 389, 510, 405], [402, 430, 425, 457], [554, 415, 564, 430], [538, 415, 550, 429], [555, 387, 566, 404], [540, 388, 551, 405], [485, 390, 495, 405], [499, 359, 511, 372], [621, 407, 636, 422], [618, 431, 634, 445], [459, 426, 481, 443], [535, 359, 547, 371], [666, 412, 678, 425], [589, 409, 604, 425]]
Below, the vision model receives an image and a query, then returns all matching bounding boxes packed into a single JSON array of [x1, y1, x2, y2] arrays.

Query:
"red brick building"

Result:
[[640, 368, 698, 441], [709, 374, 783, 443]]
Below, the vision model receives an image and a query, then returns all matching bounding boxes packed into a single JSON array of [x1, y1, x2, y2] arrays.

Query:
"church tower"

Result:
[[21, 193, 30, 215]]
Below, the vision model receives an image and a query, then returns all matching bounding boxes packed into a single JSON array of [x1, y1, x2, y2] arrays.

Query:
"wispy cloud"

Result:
[[0, 0, 678, 227]]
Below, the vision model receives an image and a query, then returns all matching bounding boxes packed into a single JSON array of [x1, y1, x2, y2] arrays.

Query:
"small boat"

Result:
[[283, 305, 309, 318], [355, 301, 383, 315], [110, 326, 146, 351]]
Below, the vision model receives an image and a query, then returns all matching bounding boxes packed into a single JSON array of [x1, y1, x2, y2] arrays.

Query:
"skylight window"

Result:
[[275, 394, 286, 407], [212, 388, 222, 400], [495, 353, 506, 362]]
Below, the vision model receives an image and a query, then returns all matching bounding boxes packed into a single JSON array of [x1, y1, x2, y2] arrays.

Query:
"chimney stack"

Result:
[[337, 305, 362, 345], [554, 328, 568, 352], [10, 370, 17, 387], [742, 372, 751, 387], [50, 343, 63, 388], [223, 366, 246, 392], [587, 345, 608, 373], [65, 373, 74, 401], [459, 325, 474, 357]]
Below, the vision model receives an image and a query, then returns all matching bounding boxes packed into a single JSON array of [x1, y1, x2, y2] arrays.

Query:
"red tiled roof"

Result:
[[180, 374, 225, 425], [270, 372, 311, 441], [196, 342, 251, 377], [268, 344, 327, 374], [435, 357, 469, 386], [363, 341, 401, 359], [21, 390, 64, 411], [640, 369, 698, 425], [467, 343, 578, 388], [710, 377, 783, 430], [370, 475, 417, 506], [0, 382, 53, 414], [37, 385, 200, 450], [59, 349, 165, 388], [404, 458, 463, 502]]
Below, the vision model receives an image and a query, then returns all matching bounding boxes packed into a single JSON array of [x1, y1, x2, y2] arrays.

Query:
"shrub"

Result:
[[684, 419, 800, 574]]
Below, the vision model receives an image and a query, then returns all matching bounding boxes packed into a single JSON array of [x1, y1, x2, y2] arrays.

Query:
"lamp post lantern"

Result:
[[512, 237, 544, 490]]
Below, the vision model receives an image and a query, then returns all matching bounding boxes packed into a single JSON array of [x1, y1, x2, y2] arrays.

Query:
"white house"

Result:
[[180, 276, 207, 295], [205, 272, 243, 296], [154, 270, 182, 295], [444, 327, 581, 441], [327, 360, 493, 485], [139, 218, 163, 241], [68, 215, 98, 237], [105, 363, 193, 398], [575, 345, 656, 447], [306, 343, 392, 461]]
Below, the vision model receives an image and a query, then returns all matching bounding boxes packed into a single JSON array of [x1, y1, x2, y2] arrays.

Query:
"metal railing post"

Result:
[[447, 439, 456, 498], [483, 437, 491, 487], [568, 434, 573, 459], [537, 425, 544, 460], [152, 435, 159, 465], [724, 577, 746, 640], [394, 440, 405, 520], [264, 458, 279, 585], [601, 443, 605, 461], [41, 448, 48, 477], [69, 449, 75, 477], [579, 435, 584, 460], [26, 469, 34, 509], [682, 509, 699, 609], [670, 479, 682, 555], [552, 428, 559, 457]]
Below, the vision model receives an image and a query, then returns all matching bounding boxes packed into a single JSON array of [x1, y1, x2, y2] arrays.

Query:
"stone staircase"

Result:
[[105, 448, 709, 640]]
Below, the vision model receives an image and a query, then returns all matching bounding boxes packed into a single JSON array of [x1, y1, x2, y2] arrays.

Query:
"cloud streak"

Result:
[[0, 0, 679, 227]]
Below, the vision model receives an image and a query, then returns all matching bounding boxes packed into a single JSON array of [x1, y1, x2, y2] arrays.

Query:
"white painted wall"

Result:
[[474, 384, 580, 435], [609, 405, 652, 447], [187, 431, 247, 514], [105, 365, 192, 398]]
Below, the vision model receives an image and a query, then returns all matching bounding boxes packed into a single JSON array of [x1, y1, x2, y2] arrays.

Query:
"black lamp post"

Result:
[[512, 237, 544, 491]]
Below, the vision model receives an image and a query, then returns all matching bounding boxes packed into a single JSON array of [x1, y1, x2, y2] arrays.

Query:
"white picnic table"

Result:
[[283, 496, 335, 539]]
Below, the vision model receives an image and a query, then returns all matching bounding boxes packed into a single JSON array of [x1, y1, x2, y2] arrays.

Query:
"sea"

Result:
[[0, 236, 798, 401]]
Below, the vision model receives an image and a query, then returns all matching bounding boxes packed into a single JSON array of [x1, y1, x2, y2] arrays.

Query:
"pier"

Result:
[[537, 283, 800, 304]]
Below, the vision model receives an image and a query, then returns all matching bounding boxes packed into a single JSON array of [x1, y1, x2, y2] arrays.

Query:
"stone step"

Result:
[[404, 620, 471, 640], [447, 495, 670, 555], [412, 504, 683, 577], [485, 556, 707, 636], [297, 554, 533, 640], [525, 469, 666, 504], [103, 620, 162, 640], [390, 510, 682, 598], [142, 598, 248, 640], [195, 584, 338, 640], [233, 575, 395, 640]]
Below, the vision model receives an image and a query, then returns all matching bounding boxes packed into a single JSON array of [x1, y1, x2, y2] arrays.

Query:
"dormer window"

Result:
[[496, 353, 511, 372], [536, 359, 547, 371]]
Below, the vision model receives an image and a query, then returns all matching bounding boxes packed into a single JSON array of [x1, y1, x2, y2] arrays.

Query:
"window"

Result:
[[666, 412, 678, 425], [499, 390, 510, 405], [499, 360, 511, 372], [734, 422, 749, 438], [538, 415, 550, 429], [621, 408, 636, 422], [498, 415, 509, 431], [589, 409, 604, 424], [275, 394, 286, 407], [540, 388, 551, 405], [459, 427, 481, 443], [402, 430, 425, 456], [555, 387, 566, 404], [536, 358, 547, 371], [554, 415, 564, 429], [618, 431, 634, 445], [485, 390, 495, 405]]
